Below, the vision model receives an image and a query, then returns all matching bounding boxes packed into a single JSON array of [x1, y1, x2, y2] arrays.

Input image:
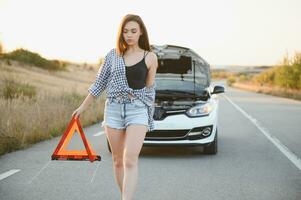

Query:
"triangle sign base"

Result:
[[51, 115, 101, 162]]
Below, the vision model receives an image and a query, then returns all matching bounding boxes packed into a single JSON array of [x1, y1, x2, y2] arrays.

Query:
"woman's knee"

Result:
[[112, 155, 124, 168], [124, 155, 139, 168]]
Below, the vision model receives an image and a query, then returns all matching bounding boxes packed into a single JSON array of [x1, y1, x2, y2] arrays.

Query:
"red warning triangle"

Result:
[[51, 115, 101, 162]]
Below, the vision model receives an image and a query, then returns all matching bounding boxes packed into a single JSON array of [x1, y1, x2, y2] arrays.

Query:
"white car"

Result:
[[108, 44, 225, 154]]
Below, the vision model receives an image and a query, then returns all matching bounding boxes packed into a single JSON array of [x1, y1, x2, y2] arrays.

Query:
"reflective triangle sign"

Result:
[[51, 115, 101, 162]]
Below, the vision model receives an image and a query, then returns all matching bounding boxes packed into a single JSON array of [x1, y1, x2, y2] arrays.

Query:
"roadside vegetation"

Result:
[[252, 53, 301, 90], [0, 48, 68, 71], [0, 43, 105, 157], [211, 52, 301, 101]]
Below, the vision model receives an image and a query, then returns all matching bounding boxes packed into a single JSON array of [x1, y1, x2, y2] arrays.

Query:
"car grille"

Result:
[[145, 129, 190, 140], [153, 107, 187, 120], [145, 125, 214, 140]]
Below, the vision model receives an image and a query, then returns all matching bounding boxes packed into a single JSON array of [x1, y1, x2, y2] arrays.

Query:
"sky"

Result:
[[0, 0, 300, 66]]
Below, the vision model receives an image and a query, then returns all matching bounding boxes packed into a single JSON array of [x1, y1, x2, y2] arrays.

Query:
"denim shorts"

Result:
[[101, 98, 149, 130]]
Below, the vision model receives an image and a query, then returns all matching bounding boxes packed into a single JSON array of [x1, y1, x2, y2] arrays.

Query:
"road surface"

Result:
[[1, 80, 300, 200]]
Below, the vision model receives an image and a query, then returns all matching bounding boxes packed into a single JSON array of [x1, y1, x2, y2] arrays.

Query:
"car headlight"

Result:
[[186, 102, 214, 117]]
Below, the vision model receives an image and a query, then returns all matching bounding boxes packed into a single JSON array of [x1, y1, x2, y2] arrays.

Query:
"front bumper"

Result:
[[143, 112, 217, 146], [143, 127, 216, 146]]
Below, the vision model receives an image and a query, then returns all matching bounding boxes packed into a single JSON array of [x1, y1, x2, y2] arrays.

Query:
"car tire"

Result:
[[107, 139, 112, 153], [203, 128, 218, 155]]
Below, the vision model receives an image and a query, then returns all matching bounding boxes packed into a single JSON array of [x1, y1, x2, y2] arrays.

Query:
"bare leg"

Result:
[[104, 125, 126, 193], [122, 124, 148, 200]]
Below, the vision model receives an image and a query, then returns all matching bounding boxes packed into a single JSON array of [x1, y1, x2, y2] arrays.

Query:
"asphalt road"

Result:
[[1, 80, 300, 200]]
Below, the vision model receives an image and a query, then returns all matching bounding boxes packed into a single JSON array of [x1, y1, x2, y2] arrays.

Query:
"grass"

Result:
[[231, 81, 301, 101], [0, 59, 105, 157], [2, 76, 37, 99], [0, 91, 106, 156]]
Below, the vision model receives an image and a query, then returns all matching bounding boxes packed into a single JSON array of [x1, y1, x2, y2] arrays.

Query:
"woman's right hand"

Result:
[[72, 106, 85, 119]]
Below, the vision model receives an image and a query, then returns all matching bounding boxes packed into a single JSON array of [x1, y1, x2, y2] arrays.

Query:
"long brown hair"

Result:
[[116, 14, 151, 56]]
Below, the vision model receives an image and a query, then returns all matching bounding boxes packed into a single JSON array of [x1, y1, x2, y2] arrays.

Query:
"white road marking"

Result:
[[90, 161, 101, 183], [0, 169, 21, 181], [90, 158, 111, 183], [93, 131, 105, 137], [28, 160, 51, 184], [224, 94, 301, 171]]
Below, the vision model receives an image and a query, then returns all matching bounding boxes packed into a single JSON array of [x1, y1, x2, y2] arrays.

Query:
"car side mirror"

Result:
[[212, 85, 225, 94]]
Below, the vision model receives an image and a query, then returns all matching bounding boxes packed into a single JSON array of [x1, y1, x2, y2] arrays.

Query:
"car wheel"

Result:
[[107, 139, 112, 153], [203, 128, 218, 155]]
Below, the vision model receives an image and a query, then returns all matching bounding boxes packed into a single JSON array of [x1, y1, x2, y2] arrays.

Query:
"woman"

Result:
[[72, 14, 158, 200]]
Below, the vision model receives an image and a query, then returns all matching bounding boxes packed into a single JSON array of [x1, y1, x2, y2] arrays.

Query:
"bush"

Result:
[[253, 68, 276, 85], [227, 76, 236, 86], [238, 74, 249, 82], [2, 76, 37, 100], [251, 52, 301, 89], [0, 48, 67, 71]]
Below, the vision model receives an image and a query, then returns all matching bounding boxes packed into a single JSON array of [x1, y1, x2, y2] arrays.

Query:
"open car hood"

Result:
[[150, 44, 211, 98]]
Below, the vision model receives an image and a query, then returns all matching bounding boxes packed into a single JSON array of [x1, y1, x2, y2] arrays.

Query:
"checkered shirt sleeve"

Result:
[[88, 50, 112, 98]]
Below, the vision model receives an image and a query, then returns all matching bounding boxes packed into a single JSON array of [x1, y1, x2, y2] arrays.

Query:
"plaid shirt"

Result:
[[88, 48, 156, 131]]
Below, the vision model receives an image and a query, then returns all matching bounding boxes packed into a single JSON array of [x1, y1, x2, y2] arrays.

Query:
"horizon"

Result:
[[0, 0, 300, 66]]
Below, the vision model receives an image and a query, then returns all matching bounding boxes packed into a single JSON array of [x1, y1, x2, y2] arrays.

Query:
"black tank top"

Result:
[[123, 50, 149, 89]]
